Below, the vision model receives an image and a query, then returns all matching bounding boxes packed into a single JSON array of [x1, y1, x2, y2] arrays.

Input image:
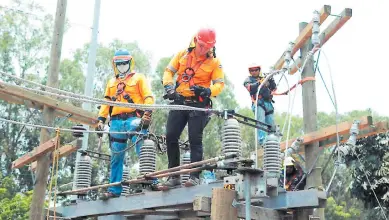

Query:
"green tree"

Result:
[[0, 0, 54, 193], [325, 196, 361, 220], [0, 174, 33, 220]]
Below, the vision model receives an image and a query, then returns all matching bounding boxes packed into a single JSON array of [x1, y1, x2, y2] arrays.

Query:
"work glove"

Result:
[[96, 120, 104, 138], [164, 85, 179, 100], [141, 111, 152, 126], [193, 86, 211, 98]]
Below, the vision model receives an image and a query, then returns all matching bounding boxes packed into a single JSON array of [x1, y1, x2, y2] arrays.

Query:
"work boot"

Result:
[[157, 176, 181, 191], [184, 176, 200, 187], [99, 192, 120, 200]]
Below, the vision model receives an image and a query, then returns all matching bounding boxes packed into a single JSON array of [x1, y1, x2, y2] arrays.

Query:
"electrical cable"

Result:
[[0, 71, 215, 112]]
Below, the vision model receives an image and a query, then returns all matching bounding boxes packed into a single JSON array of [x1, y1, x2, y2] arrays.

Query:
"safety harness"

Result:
[[104, 74, 146, 144], [177, 52, 205, 88], [174, 50, 210, 103]]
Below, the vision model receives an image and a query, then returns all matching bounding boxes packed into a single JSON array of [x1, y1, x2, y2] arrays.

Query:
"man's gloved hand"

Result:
[[141, 111, 152, 126], [164, 85, 178, 100], [96, 120, 104, 137], [97, 120, 104, 130], [193, 86, 211, 98]]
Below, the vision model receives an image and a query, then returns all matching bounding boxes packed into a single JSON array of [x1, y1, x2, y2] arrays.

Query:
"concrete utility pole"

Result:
[[29, 0, 67, 219], [296, 22, 324, 220], [72, 0, 101, 200]]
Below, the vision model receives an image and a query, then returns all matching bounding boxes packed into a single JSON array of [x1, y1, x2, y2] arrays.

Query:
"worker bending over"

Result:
[[159, 28, 225, 189], [243, 64, 276, 145], [97, 49, 154, 199], [279, 157, 306, 191]]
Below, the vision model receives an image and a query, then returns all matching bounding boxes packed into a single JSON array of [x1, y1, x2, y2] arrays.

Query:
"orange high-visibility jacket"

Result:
[[98, 73, 154, 121], [162, 49, 225, 97]]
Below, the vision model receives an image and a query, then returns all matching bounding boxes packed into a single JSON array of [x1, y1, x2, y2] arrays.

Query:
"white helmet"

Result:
[[284, 156, 295, 166]]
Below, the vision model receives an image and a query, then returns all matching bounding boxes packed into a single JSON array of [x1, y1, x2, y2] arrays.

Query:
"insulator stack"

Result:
[[181, 151, 191, 184], [71, 125, 86, 138], [121, 166, 130, 196], [139, 139, 156, 175], [221, 118, 242, 158], [74, 154, 92, 190], [263, 133, 282, 175]]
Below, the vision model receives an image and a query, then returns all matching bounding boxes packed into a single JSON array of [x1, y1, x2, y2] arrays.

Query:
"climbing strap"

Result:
[[46, 128, 61, 220], [272, 77, 315, 96]]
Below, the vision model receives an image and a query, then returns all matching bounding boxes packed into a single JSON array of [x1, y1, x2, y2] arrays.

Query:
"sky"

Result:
[[3, 0, 389, 117]]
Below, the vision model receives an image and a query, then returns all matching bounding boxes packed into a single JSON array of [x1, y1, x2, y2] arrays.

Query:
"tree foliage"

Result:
[[0, 1, 388, 219]]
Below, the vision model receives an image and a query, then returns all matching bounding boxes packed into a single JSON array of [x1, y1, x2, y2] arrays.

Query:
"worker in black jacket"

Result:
[[243, 63, 276, 145]]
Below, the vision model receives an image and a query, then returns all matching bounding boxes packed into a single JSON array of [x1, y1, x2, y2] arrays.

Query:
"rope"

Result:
[[281, 46, 319, 188], [318, 49, 387, 219], [0, 71, 215, 112], [46, 129, 61, 220], [253, 69, 285, 168], [320, 50, 341, 166]]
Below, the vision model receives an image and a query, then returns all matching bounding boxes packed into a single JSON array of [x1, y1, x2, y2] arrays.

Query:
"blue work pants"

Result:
[[252, 99, 274, 145], [107, 117, 147, 195]]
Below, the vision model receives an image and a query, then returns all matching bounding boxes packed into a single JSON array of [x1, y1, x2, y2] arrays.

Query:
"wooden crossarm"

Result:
[[319, 121, 388, 148], [12, 137, 58, 169], [0, 81, 98, 127], [273, 5, 331, 70], [280, 116, 371, 151], [290, 8, 353, 74], [30, 139, 82, 171]]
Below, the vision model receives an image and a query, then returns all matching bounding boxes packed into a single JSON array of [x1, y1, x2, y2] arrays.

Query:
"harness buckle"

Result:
[[182, 67, 194, 82]]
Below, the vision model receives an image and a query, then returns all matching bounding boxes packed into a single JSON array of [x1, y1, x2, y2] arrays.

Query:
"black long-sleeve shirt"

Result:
[[243, 75, 276, 102]]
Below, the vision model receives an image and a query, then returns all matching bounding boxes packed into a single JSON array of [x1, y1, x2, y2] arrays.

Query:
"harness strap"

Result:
[[110, 136, 127, 144], [285, 173, 298, 190], [272, 77, 315, 96], [176, 51, 206, 89]]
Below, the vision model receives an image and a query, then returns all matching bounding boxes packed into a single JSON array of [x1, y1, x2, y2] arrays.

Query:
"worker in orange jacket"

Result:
[[97, 49, 154, 199], [158, 28, 225, 189]]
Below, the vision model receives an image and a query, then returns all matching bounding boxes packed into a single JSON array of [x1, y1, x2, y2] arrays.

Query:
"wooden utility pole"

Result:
[[29, 0, 67, 219], [296, 22, 324, 220]]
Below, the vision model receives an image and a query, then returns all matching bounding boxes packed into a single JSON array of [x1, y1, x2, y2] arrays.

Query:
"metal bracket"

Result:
[[218, 109, 275, 132], [223, 167, 267, 200]]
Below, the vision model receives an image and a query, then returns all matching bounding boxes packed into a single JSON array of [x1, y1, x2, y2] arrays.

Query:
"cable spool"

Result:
[[71, 125, 86, 138], [139, 139, 156, 175], [263, 133, 281, 175], [74, 153, 92, 190], [181, 151, 191, 184], [122, 166, 130, 196], [221, 118, 242, 158]]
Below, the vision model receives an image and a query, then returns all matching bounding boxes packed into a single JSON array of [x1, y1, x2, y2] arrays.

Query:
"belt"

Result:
[[111, 112, 137, 120], [173, 95, 211, 108]]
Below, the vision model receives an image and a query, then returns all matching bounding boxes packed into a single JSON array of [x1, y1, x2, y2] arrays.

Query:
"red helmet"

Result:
[[196, 28, 216, 48]]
